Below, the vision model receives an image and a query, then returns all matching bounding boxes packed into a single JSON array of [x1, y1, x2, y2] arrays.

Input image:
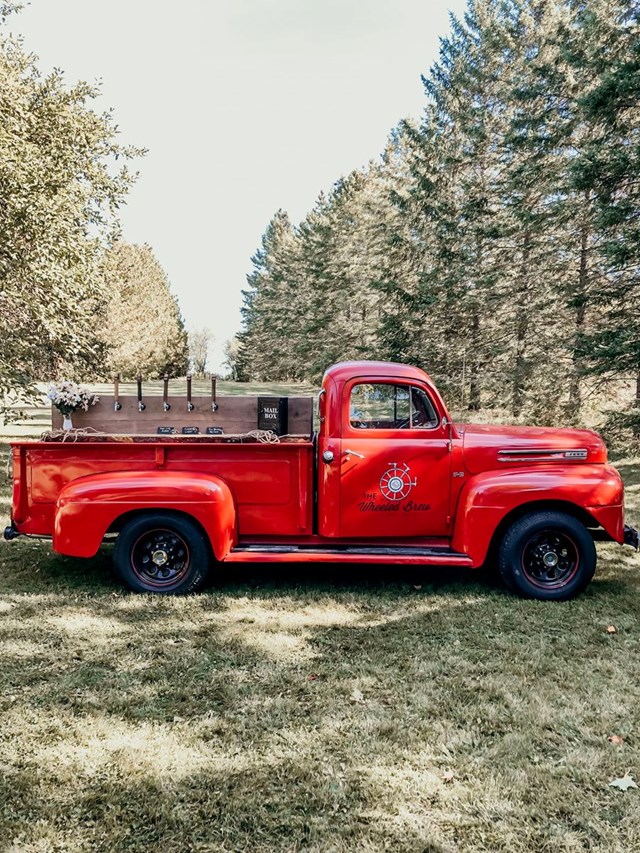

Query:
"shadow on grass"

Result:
[[1, 573, 638, 852], [2, 533, 640, 853], [0, 750, 455, 853], [0, 540, 117, 596], [0, 537, 503, 600]]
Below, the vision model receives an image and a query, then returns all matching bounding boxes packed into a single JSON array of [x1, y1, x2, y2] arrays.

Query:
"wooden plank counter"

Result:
[[52, 395, 314, 436]]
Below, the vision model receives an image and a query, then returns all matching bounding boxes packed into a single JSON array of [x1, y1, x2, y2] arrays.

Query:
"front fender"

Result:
[[54, 470, 237, 560], [451, 464, 624, 566]]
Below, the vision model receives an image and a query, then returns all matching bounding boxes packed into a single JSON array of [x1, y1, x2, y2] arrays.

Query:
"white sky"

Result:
[[11, 0, 467, 372]]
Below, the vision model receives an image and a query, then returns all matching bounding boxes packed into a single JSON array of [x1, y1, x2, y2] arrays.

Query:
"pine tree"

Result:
[[237, 0, 640, 438], [568, 0, 640, 429], [238, 210, 303, 381]]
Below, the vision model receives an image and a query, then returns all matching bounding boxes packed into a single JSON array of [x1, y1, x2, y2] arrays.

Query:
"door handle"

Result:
[[343, 448, 365, 459]]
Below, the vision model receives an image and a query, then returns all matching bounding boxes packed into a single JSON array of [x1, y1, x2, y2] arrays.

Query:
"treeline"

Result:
[[0, 5, 187, 417], [239, 0, 640, 430]]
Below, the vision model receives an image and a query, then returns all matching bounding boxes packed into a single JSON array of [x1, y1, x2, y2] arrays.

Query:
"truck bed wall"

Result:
[[13, 441, 315, 539]]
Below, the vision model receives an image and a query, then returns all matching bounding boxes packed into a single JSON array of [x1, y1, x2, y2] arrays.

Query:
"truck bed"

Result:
[[11, 436, 315, 539]]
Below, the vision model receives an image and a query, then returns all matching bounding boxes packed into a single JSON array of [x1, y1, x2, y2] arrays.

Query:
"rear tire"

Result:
[[113, 511, 210, 594], [498, 511, 596, 601]]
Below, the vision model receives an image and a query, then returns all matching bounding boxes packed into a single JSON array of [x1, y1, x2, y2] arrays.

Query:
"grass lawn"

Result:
[[0, 394, 639, 851]]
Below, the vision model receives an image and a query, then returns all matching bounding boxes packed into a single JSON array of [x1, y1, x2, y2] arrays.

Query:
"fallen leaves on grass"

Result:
[[606, 625, 617, 634], [442, 769, 455, 784], [349, 688, 364, 704], [608, 735, 625, 745], [609, 773, 637, 791]]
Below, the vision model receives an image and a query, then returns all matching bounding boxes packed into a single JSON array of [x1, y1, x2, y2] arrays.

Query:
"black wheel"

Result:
[[113, 512, 210, 594], [498, 511, 596, 601]]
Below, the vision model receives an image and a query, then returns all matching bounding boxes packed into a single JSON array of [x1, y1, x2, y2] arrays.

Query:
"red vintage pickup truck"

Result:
[[4, 361, 638, 600]]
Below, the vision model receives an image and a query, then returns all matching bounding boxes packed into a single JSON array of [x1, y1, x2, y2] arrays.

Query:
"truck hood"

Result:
[[459, 423, 607, 475]]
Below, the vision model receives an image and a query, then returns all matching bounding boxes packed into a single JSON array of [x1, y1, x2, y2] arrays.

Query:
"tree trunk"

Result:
[[512, 231, 531, 418], [468, 234, 483, 411], [468, 310, 481, 411], [568, 196, 590, 421]]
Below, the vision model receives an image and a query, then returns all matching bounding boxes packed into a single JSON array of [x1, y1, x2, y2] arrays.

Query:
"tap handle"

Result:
[[187, 374, 194, 411], [163, 374, 170, 411], [137, 375, 146, 411], [114, 374, 122, 411]]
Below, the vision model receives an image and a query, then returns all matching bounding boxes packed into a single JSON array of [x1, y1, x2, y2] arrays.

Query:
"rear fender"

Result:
[[54, 470, 237, 560], [451, 465, 624, 566]]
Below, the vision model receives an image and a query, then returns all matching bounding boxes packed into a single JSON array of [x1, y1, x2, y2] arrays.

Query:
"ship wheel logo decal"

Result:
[[380, 462, 417, 501]]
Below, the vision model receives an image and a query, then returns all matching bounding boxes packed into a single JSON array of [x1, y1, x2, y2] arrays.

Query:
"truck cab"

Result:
[[317, 361, 454, 539], [5, 360, 638, 600]]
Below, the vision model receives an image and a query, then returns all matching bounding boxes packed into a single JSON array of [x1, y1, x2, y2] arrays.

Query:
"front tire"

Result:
[[498, 511, 596, 601], [113, 512, 211, 594]]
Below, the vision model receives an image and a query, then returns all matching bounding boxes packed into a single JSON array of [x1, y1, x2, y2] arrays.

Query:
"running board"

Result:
[[225, 544, 472, 565]]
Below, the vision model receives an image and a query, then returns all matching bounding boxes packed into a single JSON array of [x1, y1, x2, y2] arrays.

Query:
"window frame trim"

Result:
[[343, 377, 443, 437]]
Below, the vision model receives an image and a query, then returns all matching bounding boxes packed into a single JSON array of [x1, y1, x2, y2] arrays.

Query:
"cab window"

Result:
[[349, 383, 438, 430]]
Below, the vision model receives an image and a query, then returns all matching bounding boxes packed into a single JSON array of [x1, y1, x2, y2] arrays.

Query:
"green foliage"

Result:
[[0, 3, 21, 21], [240, 0, 639, 430], [601, 408, 640, 451], [568, 2, 640, 406], [99, 243, 189, 379], [238, 210, 300, 381], [0, 14, 142, 417]]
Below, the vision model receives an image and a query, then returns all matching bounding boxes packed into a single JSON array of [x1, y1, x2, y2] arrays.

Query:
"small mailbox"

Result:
[[258, 397, 288, 436]]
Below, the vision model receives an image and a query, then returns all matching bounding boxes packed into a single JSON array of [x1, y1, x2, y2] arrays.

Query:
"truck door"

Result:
[[337, 379, 451, 539]]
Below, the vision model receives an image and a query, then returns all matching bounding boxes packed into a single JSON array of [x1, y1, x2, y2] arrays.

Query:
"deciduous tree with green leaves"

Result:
[[99, 242, 188, 379], [0, 6, 142, 416]]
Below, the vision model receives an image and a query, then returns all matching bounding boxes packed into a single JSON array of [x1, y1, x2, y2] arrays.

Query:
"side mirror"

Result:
[[317, 389, 326, 423], [442, 415, 453, 450]]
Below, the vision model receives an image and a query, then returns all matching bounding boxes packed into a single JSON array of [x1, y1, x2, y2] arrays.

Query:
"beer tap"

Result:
[[137, 375, 146, 412], [163, 374, 171, 411], [211, 376, 218, 412], [187, 374, 195, 411], [113, 374, 122, 411]]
